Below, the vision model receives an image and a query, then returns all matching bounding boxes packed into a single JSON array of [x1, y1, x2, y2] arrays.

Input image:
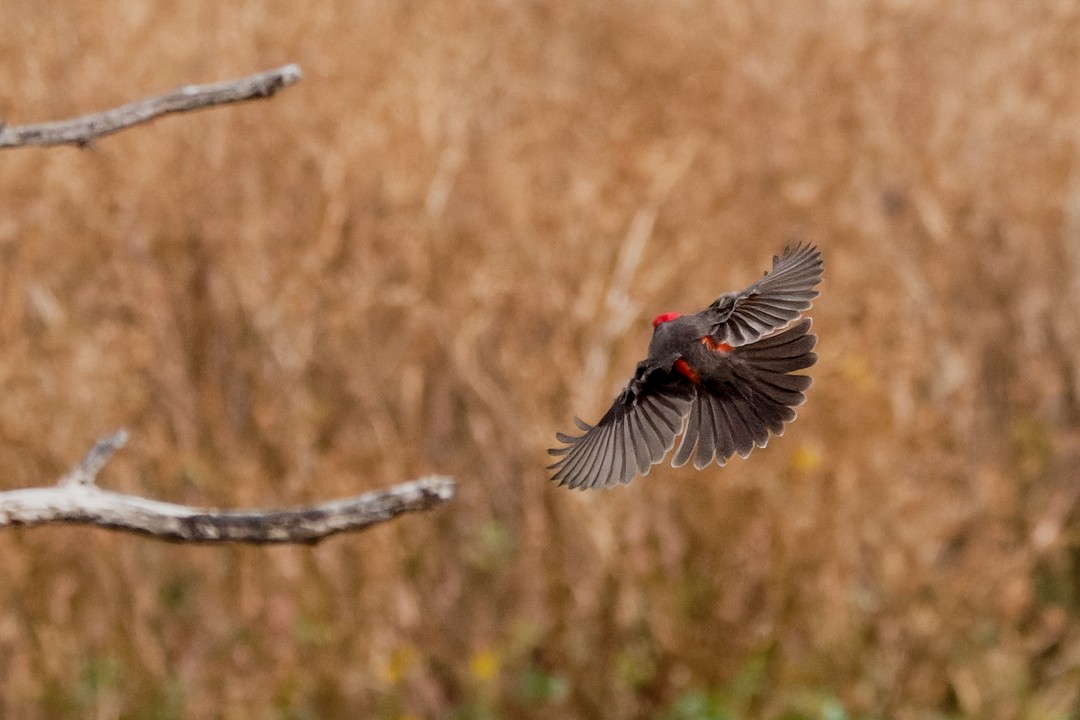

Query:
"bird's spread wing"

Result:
[[673, 318, 817, 469], [548, 372, 694, 490], [704, 243, 823, 346]]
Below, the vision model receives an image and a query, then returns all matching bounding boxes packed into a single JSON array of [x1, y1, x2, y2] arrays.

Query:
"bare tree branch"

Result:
[[0, 430, 455, 544], [0, 63, 303, 149]]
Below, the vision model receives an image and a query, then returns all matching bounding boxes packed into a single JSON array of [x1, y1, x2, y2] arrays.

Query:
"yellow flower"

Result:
[[469, 650, 500, 682], [379, 646, 416, 684], [791, 445, 822, 473]]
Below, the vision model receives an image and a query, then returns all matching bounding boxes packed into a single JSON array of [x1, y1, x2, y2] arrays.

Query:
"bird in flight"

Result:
[[549, 243, 823, 489]]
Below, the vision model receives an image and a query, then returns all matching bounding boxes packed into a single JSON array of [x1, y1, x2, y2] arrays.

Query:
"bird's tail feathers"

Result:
[[672, 319, 816, 469]]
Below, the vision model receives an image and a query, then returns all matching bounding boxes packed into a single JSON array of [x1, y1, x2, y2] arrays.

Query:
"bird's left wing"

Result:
[[703, 243, 823, 346], [548, 371, 694, 489]]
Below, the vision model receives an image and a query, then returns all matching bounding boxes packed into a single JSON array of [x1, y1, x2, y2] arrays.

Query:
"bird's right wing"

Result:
[[548, 372, 694, 489], [672, 318, 817, 469], [704, 243, 823, 346]]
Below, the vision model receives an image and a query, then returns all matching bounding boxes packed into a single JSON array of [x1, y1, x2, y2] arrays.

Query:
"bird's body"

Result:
[[549, 243, 823, 489]]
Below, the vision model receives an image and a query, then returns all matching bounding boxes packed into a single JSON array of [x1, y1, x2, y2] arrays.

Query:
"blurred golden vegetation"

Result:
[[2, 1, 1080, 718]]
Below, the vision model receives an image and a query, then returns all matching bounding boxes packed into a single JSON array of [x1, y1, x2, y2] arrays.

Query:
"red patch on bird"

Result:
[[673, 358, 699, 383], [701, 337, 733, 353], [652, 311, 682, 328]]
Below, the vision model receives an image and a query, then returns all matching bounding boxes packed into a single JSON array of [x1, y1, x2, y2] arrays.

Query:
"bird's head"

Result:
[[651, 312, 682, 328]]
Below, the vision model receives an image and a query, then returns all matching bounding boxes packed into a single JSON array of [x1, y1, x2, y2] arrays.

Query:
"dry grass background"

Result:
[[2, 1, 1080, 718]]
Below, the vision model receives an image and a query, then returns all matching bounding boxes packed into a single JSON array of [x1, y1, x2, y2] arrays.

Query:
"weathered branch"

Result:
[[0, 63, 303, 149], [0, 430, 455, 544]]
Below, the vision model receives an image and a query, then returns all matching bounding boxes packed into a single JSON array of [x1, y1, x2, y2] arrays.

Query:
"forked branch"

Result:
[[0, 64, 303, 149], [0, 431, 455, 544]]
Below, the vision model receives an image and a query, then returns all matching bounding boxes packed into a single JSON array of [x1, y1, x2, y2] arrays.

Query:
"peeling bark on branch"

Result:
[[0, 431, 455, 544], [0, 64, 302, 149]]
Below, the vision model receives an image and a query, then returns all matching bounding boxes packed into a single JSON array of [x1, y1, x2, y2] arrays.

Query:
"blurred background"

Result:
[[2, 1, 1080, 718]]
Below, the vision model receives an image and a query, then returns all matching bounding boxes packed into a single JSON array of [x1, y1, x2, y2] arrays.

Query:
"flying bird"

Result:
[[549, 243, 823, 489]]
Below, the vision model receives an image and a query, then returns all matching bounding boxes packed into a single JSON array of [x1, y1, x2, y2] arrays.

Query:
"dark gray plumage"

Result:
[[549, 243, 822, 490]]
